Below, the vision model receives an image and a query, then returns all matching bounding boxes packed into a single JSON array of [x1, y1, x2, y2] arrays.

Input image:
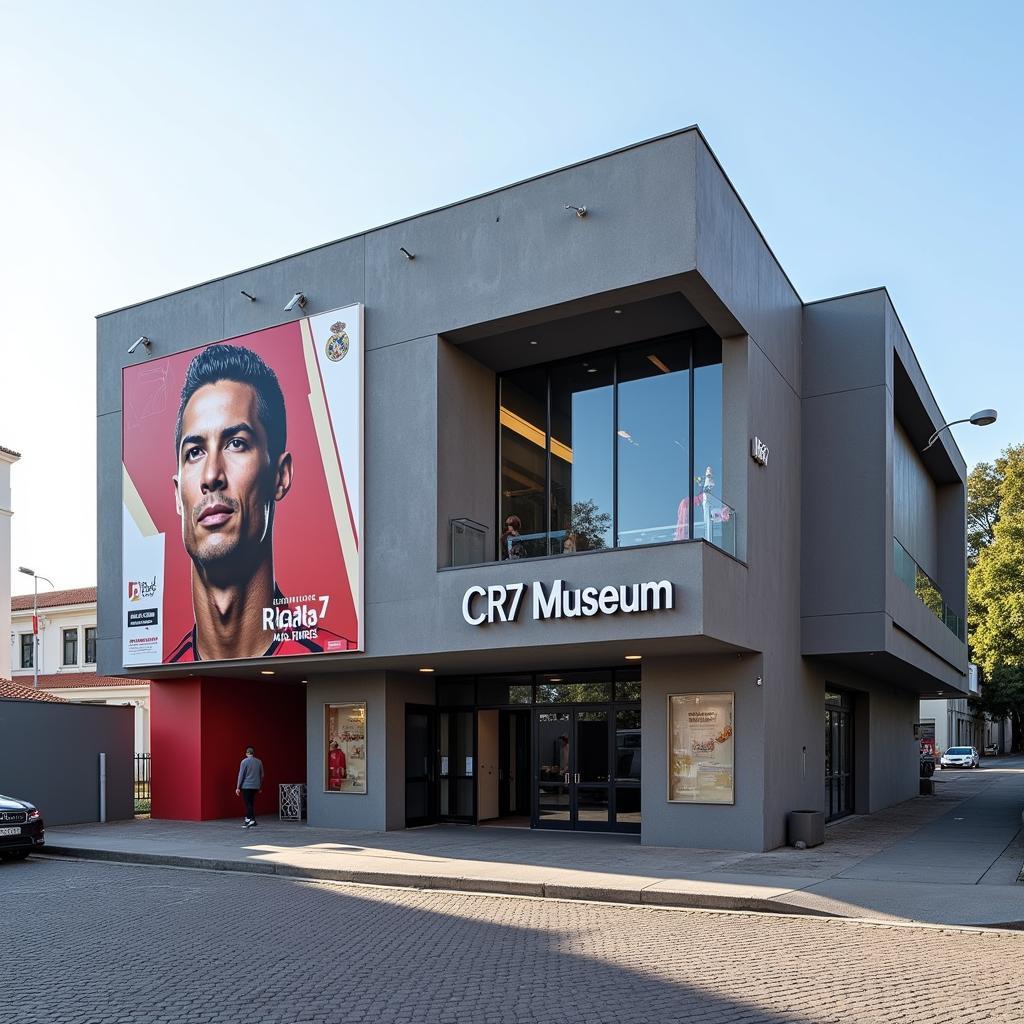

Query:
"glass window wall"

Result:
[[497, 328, 729, 560]]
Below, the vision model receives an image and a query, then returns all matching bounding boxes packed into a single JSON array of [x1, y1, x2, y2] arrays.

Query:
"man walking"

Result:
[[235, 745, 264, 828]]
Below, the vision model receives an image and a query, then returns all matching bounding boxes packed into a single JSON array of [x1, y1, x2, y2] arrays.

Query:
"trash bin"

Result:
[[786, 810, 825, 848]]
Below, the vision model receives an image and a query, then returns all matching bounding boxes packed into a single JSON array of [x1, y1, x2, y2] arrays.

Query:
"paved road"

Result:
[[2, 858, 1022, 1024]]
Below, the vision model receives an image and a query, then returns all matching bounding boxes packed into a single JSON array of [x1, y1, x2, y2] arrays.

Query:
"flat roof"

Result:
[[97, 125, 804, 318]]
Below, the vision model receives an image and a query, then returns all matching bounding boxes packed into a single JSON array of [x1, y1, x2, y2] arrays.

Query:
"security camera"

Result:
[[127, 336, 151, 355], [284, 292, 307, 312]]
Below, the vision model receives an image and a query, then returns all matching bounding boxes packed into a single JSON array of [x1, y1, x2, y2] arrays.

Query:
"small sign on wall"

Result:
[[750, 436, 769, 466]]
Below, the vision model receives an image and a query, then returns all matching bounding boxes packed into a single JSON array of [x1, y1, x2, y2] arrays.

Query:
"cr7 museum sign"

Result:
[[462, 578, 674, 626]]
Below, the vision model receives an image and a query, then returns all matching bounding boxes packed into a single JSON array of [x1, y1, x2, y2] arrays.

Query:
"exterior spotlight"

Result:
[[418, 667, 435, 673], [923, 408, 998, 451], [127, 336, 151, 355], [240, 290, 256, 302], [564, 204, 587, 218], [284, 292, 307, 312], [400, 247, 415, 260]]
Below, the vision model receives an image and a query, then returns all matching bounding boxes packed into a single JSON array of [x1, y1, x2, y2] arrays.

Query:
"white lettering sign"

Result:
[[462, 579, 673, 626], [750, 436, 769, 466]]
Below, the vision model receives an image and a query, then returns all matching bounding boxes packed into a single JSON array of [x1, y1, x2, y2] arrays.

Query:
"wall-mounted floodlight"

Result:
[[127, 336, 151, 355], [923, 409, 998, 452], [399, 247, 415, 260], [564, 203, 587, 218], [284, 292, 307, 312], [240, 290, 256, 302]]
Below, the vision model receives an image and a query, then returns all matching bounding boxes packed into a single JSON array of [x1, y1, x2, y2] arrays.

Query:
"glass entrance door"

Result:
[[439, 710, 475, 823], [825, 691, 854, 822], [405, 706, 436, 828], [534, 708, 613, 831]]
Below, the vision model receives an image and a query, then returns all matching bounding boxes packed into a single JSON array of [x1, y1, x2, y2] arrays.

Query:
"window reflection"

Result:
[[616, 340, 690, 547], [499, 368, 548, 559], [550, 357, 614, 554], [495, 326, 727, 560]]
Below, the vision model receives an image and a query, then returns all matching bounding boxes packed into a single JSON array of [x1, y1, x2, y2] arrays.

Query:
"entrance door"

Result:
[[825, 691, 854, 821], [535, 708, 612, 831], [438, 709, 475, 823], [499, 709, 531, 819], [405, 706, 436, 827]]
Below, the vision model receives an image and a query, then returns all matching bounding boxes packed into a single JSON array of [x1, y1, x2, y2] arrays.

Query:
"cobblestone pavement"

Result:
[[2, 857, 1021, 1024]]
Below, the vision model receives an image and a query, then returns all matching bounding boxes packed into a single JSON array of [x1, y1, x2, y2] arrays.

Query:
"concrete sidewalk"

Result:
[[42, 758, 1024, 928]]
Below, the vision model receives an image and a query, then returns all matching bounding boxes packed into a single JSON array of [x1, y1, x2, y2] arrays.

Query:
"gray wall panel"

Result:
[[802, 386, 888, 618], [802, 290, 887, 398], [96, 411, 122, 652], [306, 674, 387, 830], [436, 341, 496, 566], [893, 420, 938, 578], [0, 700, 133, 825], [642, 655, 766, 851], [364, 134, 698, 351]]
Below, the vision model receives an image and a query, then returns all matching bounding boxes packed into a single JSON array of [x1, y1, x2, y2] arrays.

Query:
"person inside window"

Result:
[[500, 515, 525, 559]]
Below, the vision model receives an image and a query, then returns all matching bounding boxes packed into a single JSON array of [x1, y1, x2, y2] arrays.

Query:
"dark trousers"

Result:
[[241, 788, 257, 822]]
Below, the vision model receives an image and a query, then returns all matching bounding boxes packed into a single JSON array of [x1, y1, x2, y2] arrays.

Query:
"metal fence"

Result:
[[134, 753, 151, 814]]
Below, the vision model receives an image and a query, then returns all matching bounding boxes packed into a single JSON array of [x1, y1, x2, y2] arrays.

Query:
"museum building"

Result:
[[96, 128, 971, 851]]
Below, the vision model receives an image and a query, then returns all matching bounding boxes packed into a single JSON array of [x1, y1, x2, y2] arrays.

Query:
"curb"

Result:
[[40, 845, 828, 917]]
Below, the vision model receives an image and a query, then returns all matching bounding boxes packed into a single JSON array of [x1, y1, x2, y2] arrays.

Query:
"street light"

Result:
[[18, 566, 53, 689], [922, 409, 998, 452]]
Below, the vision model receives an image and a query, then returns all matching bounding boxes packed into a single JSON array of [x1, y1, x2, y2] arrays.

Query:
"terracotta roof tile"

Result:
[[33, 672, 149, 689], [11, 586, 97, 611], [0, 679, 68, 702], [0, 444, 21, 458]]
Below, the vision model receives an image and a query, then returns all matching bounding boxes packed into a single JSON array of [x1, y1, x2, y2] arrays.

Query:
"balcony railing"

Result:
[[893, 537, 964, 641], [454, 494, 739, 566]]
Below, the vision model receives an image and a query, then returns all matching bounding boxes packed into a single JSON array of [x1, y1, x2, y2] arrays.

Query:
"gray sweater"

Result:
[[237, 756, 264, 790]]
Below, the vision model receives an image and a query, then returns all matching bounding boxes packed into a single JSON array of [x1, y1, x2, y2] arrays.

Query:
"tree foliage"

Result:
[[967, 444, 1024, 750], [966, 460, 1002, 563]]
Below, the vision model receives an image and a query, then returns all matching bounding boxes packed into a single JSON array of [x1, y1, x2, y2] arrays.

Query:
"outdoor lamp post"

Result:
[[17, 566, 53, 689], [922, 409, 998, 452]]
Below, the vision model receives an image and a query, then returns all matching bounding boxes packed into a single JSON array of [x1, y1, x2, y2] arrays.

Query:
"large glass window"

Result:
[[497, 328, 728, 559], [549, 356, 614, 554], [499, 367, 548, 559], [85, 626, 97, 665], [616, 340, 690, 547]]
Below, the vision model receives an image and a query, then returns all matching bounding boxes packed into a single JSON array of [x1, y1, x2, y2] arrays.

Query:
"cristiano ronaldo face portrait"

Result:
[[173, 345, 292, 588]]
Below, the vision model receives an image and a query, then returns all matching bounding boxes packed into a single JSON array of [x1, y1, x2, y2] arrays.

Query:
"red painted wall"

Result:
[[200, 677, 306, 820], [151, 677, 306, 821], [150, 679, 203, 820]]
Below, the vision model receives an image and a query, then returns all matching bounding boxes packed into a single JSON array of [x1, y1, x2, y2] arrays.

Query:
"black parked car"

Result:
[[0, 794, 45, 861]]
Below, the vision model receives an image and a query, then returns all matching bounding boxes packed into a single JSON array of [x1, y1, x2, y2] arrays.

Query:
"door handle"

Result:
[[575, 773, 580, 784], [564, 772, 570, 785]]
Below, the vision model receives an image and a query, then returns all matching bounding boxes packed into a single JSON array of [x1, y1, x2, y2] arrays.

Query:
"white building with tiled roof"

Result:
[[9, 586, 150, 753], [0, 443, 21, 682]]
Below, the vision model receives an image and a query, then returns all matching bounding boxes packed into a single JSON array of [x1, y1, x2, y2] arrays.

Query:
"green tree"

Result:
[[967, 459, 1003, 563], [567, 498, 612, 551], [968, 445, 1024, 751]]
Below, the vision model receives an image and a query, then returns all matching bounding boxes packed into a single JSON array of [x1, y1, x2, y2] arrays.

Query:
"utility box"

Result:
[[786, 810, 825, 848]]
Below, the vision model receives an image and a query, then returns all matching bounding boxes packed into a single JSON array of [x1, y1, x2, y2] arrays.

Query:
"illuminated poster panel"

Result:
[[325, 702, 367, 794], [668, 692, 735, 804], [122, 306, 363, 666]]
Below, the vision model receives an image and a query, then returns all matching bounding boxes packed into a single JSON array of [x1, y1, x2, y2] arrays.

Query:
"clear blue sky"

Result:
[[2, 1, 1021, 591]]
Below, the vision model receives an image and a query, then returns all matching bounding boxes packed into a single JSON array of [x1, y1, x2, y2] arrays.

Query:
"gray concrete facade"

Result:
[[96, 128, 969, 850]]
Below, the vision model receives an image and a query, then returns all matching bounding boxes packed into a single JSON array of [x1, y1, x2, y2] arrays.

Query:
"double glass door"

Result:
[[535, 708, 614, 831]]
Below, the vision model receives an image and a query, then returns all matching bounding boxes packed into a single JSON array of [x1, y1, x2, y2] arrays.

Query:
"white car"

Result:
[[939, 746, 980, 769]]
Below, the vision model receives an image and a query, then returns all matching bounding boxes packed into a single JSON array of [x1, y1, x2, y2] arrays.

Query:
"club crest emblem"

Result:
[[325, 322, 350, 362]]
